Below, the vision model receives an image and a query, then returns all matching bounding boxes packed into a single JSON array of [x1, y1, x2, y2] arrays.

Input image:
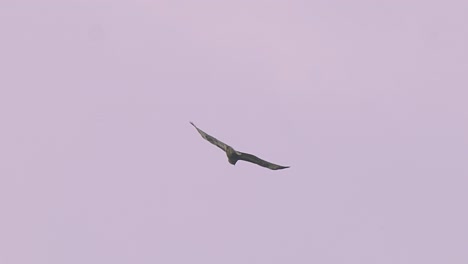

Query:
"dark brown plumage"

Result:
[[190, 122, 289, 170]]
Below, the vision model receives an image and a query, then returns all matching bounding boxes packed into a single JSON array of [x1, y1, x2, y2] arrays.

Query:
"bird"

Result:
[[190, 122, 290, 170]]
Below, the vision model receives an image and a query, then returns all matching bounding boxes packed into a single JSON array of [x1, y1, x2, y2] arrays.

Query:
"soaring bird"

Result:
[[190, 122, 289, 170]]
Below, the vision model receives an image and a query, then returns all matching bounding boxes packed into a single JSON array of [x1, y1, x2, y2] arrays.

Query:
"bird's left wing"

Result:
[[237, 152, 290, 170], [190, 122, 228, 152]]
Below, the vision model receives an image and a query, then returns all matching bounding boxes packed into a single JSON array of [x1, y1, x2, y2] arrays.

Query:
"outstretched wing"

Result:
[[190, 122, 229, 152], [237, 152, 290, 170]]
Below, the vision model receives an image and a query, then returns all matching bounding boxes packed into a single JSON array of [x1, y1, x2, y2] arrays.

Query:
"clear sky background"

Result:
[[1, 1, 467, 263]]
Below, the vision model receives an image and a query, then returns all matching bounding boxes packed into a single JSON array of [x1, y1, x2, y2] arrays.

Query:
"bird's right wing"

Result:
[[190, 122, 229, 152], [237, 152, 290, 170]]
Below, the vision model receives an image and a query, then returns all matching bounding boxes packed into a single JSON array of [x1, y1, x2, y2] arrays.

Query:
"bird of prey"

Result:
[[190, 122, 289, 170]]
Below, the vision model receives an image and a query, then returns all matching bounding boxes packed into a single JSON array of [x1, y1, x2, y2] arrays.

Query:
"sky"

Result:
[[1, 1, 467, 263]]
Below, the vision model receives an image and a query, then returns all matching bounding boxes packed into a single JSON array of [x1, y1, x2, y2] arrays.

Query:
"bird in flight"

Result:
[[190, 122, 290, 170]]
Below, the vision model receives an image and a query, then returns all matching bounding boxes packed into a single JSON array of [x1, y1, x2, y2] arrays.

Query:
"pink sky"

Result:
[[1, 1, 467, 263]]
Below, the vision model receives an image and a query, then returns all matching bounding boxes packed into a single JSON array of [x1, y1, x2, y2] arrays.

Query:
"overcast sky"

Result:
[[1, 1, 467, 263]]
